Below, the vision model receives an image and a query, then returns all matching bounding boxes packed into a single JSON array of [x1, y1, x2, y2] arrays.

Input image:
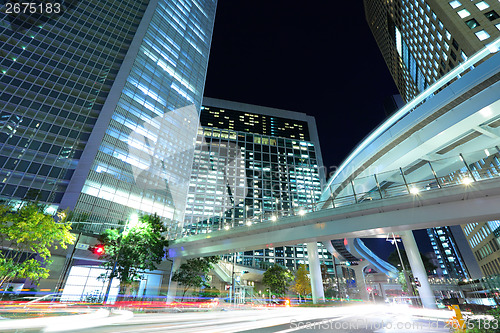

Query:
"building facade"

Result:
[[183, 98, 334, 271], [0, 0, 217, 237], [464, 221, 500, 276], [364, 0, 500, 101], [365, 0, 500, 279], [427, 226, 470, 279]]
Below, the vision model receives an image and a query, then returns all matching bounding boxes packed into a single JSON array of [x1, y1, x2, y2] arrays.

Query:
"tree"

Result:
[[292, 264, 311, 301], [262, 264, 294, 296], [0, 202, 75, 287], [97, 213, 169, 299], [387, 249, 436, 273], [171, 256, 219, 298], [199, 286, 220, 299]]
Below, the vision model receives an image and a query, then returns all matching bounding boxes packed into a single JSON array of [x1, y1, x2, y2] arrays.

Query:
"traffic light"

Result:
[[414, 277, 421, 287], [89, 244, 105, 256]]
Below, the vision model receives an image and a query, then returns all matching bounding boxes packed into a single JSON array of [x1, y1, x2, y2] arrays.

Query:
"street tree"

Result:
[[262, 264, 294, 296], [171, 256, 219, 298], [292, 264, 311, 301], [0, 202, 75, 287], [387, 249, 436, 273], [97, 213, 169, 299]]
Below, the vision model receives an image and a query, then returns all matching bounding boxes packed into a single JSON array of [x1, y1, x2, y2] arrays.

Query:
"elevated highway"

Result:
[[168, 39, 500, 307], [169, 176, 500, 258]]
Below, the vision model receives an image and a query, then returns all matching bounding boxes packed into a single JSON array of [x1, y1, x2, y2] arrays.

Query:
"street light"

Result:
[[386, 233, 414, 305]]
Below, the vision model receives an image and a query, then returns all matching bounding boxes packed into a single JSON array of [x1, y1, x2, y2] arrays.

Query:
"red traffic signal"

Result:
[[89, 244, 105, 256]]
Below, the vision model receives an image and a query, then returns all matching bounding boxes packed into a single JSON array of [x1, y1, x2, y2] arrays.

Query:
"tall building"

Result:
[[364, 0, 498, 279], [427, 227, 470, 279], [183, 98, 334, 271], [464, 221, 500, 276], [0, 0, 217, 237], [364, 0, 500, 101]]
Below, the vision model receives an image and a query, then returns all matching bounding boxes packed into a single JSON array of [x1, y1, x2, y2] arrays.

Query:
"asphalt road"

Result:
[[2, 304, 454, 332]]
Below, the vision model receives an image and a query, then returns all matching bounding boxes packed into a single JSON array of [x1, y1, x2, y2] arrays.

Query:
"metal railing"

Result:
[[180, 146, 500, 239]]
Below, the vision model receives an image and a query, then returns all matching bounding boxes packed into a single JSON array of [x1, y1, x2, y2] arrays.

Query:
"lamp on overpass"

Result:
[[462, 177, 473, 185]]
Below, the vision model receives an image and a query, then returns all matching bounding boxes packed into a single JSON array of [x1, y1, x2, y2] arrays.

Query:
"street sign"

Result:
[[75, 243, 89, 250]]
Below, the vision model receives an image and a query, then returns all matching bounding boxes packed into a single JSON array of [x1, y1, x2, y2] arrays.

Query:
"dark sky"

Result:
[[203, 1, 432, 258], [204, 0, 398, 170]]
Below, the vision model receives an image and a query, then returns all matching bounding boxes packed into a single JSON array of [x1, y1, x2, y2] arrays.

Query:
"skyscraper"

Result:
[[183, 98, 333, 271], [364, 0, 499, 279], [427, 227, 470, 279], [364, 0, 500, 101], [0, 0, 217, 236]]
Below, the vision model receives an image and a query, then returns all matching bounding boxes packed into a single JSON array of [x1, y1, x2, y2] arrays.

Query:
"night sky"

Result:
[[203, 1, 432, 259]]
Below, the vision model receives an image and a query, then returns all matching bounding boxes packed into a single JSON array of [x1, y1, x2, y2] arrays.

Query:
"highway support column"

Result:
[[400, 230, 437, 309], [166, 258, 182, 303], [307, 242, 325, 303]]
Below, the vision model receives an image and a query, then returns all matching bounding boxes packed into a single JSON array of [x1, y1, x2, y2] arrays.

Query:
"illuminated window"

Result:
[[449, 0, 461, 8], [475, 1, 490, 11], [475, 30, 490, 40]]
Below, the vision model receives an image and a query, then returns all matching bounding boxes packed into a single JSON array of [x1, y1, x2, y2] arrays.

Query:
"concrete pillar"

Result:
[[166, 258, 182, 303], [37, 255, 66, 292], [400, 230, 437, 309], [352, 263, 369, 301], [307, 242, 325, 303]]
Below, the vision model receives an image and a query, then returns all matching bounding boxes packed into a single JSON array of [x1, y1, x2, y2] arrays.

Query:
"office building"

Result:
[[183, 98, 334, 271], [427, 227, 470, 279], [0, 0, 217, 237], [364, 0, 500, 102], [364, 0, 499, 279], [464, 221, 500, 276]]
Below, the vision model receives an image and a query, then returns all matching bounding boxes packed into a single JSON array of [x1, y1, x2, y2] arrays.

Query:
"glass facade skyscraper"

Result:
[[365, 0, 500, 101], [183, 98, 333, 271], [0, 0, 217, 236]]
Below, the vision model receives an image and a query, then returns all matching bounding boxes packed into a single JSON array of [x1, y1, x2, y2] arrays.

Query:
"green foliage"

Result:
[[465, 308, 500, 332], [172, 256, 219, 297], [0, 202, 75, 286], [97, 213, 169, 290], [387, 249, 436, 273], [262, 264, 294, 296], [397, 270, 408, 292], [324, 288, 339, 299], [292, 264, 311, 297], [199, 286, 220, 299]]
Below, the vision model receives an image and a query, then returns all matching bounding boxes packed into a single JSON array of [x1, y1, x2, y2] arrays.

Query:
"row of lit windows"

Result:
[[449, 0, 500, 40], [76, 0, 215, 228], [481, 257, 500, 276], [464, 222, 480, 236], [400, 1, 455, 88], [475, 238, 500, 261], [470, 224, 492, 247]]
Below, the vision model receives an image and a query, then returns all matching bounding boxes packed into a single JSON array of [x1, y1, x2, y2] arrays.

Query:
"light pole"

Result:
[[387, 233, 414, 305], [333, 257, 342, 302]]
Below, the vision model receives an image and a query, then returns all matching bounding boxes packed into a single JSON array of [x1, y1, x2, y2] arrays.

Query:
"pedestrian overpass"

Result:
[[169, 176, 500, 258], [168, 38, 500, 307]]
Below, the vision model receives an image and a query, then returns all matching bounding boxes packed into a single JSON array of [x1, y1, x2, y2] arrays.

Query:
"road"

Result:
[[2, 304, 454, 332]]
